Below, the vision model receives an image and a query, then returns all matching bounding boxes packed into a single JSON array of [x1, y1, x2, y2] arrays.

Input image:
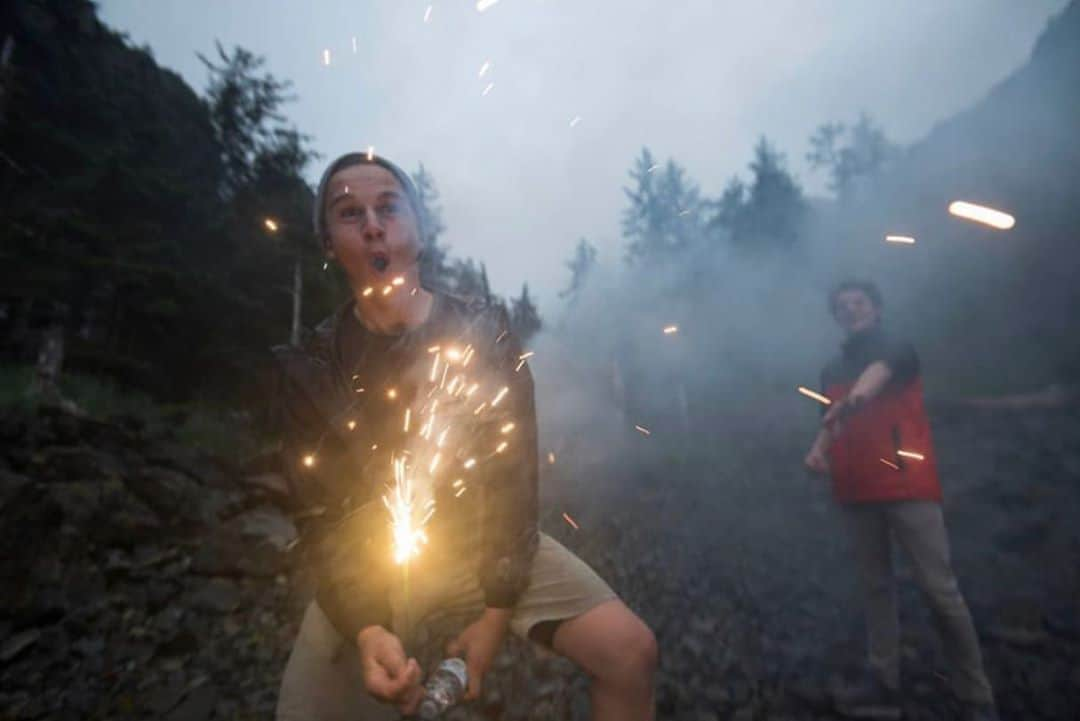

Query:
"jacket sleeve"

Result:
[[475, 308, 540, 608], [273, 362, 393, 640]]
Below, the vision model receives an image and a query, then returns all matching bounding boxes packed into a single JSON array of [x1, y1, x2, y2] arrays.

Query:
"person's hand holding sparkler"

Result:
[[356, 625, 424, 713], [445, 607, 513, 701]]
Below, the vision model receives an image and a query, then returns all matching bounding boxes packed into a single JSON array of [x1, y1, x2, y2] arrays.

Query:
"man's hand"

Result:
[[446, 608, 512, 701], [822, 393, 864, 429], [804, 447, 830, 475], [356, 626, 424, 714]]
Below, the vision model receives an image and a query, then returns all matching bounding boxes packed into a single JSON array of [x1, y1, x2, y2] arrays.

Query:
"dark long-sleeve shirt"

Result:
[[271, 292, 539, 640]]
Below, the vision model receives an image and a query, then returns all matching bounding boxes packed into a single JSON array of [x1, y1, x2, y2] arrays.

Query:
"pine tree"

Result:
[[510, 284, 542, 345], [559, 238, 598, 301], [622, 147, 705, 264], [807, 113, 896, 198], [412, 163, 453, 289]]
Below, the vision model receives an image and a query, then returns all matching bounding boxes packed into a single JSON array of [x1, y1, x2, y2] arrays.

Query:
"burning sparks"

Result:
[[491, 387, 509, 407], [500, 422, 515, 434], [478, 61, 491, 78], [463, 458, 477, 470], [797, 386, 832, 406], [424, 5, 433, 23], [263, 218, 279, 233], [569, 115, 582, 128], [495, 441, 508, 454], [548, 451, 556, 465], [392, 276, 405, 286], [403, 408, 411, 432], [879, 458, 901, 471], [322, 49, 331, 66], [663, 325, 679, 335], [362, 287, 374, 297], [302, 454, 316, 468], [948, 201, 1015, 230], [387, 388, 398, 400], [382, 285, 393, 296], [634, 425, 651, 436], [367, 145, 375, 161], [482, 82, 495, 97], [476, 0, 501, 12], [885, 234, 916, 244], [897, 450, 925, 461], [347, 420, 357, 431], [562, 512, 580, 530], [383, 457, 430, 565]]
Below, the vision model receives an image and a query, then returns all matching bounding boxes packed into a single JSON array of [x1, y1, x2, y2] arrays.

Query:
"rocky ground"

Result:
[[1, 401, 1078, 720]]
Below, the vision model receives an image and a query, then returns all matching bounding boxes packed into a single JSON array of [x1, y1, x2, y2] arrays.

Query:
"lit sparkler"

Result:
[[885, 235, 916, 244], [948, 201, 1015, 230], [383, 457, 430, 565], [797, 386, 832, 406]]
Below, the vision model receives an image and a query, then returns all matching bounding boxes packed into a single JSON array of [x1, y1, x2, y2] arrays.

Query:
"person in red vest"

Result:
[[804, 279, 998, 721]]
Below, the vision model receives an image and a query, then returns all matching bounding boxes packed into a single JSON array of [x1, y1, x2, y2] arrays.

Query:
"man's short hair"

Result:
[[828, 278, 883, 315]]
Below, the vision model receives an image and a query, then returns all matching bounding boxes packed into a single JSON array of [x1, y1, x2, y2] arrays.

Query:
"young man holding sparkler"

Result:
[[804, 280, 998, 721], [273, 152, 657, 720]]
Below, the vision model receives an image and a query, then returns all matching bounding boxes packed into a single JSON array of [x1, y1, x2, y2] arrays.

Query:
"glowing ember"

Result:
[[562, 512, 580, 530], [495, 331, 508, 344], [383, 457, 429, 565], [885, 234, 916, 244], [263, 218, 279, 233], [897, 450, 925, 461], [482, 82, 495, 97], [478, 61, 491, 78], [663, 325, 678, 335], [446, 347, 463, 362], [403, 409, 411, 432], [302, 454, 316, 468], [347, 420, 357, 431], [464, 458, 477, 470], [392, 276, 405, 286], [500, 422, 515, 434], [491, 387, 509, 407], [367, 146, 375, 161], [382, 285, 393, 296], [476, 0, 501, 12], [387, 388, 398, 400], [455, 487, 467, 497], [362, 287, 374, 297], [473, 402, 487, 415], [548, 451, 556, 464], [879, 458, 901, 471], [797, 386, 832, 406], [322, 49, 331, 66], [428, 345, 441, 353], [495, 441, 508, 454], [948, 201, 1015, 230], [634, 425, 651, 436]]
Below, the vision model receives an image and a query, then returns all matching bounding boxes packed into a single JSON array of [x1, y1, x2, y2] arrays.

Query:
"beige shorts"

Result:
[[276, 533, 615, 721]]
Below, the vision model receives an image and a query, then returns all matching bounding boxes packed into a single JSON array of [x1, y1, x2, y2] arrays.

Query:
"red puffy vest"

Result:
[[824, 377, 942, 504]]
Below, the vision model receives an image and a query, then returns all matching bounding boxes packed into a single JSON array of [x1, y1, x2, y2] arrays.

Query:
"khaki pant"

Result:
[[276, 533, 615, 720], [842, 500, 994, 704]]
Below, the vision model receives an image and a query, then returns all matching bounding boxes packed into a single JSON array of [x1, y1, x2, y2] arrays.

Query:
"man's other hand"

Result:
[[356, 626, 423, 713], [804, 448, 830, 475], [446, 608, 512, 701]]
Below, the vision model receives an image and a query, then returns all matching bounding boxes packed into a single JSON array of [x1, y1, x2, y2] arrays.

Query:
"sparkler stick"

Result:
[[948, 201, 1015, 230], [797, 386, 832, 406]]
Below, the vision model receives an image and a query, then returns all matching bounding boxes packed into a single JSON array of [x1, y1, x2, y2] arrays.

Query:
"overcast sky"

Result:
[[99, 0, 1068, 309]]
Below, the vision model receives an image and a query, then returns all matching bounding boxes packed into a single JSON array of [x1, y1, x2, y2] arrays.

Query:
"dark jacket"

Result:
[[820, 327, 942, 504], [271, 292, 539, 641]]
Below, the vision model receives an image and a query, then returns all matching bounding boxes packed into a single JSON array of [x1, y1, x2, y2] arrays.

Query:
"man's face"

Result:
[[324, 164, 422, 289], [832, 289, 880, 335]]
